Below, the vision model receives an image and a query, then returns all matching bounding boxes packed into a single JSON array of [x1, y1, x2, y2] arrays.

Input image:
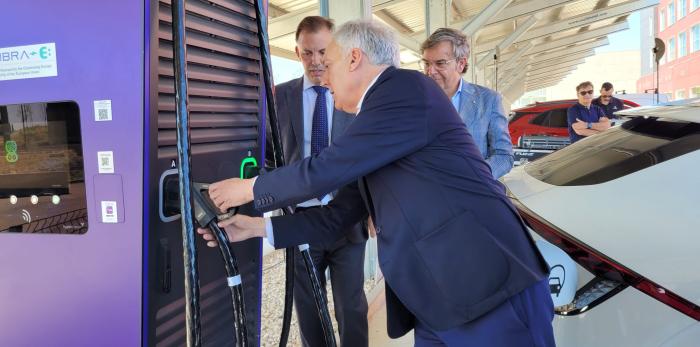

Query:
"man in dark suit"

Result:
[[267, 16, 368, 347], [203, 20, 555, 346]]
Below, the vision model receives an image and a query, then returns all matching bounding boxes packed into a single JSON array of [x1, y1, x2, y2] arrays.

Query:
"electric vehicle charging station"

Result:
[[0, 1, 266, 345]]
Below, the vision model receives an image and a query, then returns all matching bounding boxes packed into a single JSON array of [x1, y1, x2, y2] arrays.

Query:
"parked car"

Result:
[[508, 98, 640, 166], [502, 101, 700, 346]]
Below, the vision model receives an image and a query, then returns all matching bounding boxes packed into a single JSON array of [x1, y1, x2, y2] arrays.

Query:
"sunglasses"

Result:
[[601, 95, 613, 99], [579, 90, 594, 96]]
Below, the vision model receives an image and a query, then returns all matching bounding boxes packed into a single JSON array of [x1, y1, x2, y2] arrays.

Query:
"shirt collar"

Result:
[[452, 79, 464, 98], [356, 68, 388, 113], [303, 74, 318, 91]]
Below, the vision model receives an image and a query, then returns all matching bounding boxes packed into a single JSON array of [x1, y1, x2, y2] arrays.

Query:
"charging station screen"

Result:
[[0, 101, 88, 234]]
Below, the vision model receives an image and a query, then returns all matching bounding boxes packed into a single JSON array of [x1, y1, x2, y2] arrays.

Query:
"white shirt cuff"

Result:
[[264, 217, 275, 247]]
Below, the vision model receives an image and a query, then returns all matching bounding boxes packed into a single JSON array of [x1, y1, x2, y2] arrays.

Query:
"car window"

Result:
[[549, 108, 569, 128], [509, 111, 529, 124], [529, 112, 550, 126], [524, 117, 700, 186]]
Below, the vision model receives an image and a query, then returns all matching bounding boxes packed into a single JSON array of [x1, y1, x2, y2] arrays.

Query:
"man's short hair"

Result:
[[601, 82, 614, 91], [295, 16, 334, 42], [576, 81, 594, 92], [420, 28, 470, 74], [334, 20, 400, 67]]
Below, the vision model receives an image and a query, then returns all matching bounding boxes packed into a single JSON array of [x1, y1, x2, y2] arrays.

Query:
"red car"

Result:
[[508, 99, 640, 146]]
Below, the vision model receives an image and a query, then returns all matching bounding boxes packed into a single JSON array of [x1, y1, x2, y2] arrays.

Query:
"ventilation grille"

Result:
[[157, 0, 261, 159]]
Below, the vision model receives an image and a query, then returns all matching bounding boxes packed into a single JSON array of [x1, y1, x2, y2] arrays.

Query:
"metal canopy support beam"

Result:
[[526, 68, 575, 80], [319, 0, 329, 17], [528, 50, 594, 70], [496, 22, 628, 61], [425, 0, 451, 36], [527, 62, 581, 77], [502, 81, 526, 105], [527, 77, 568, 89], [488, 43, 533, 84], [476, 13, 541, 69], [410, 0, 575, 41], [270, 0, 413, 39], [500, 67, 528, 91], [328, 0, 372, 25], [526, 72, 575, 86], [461, 0, 514, 38], [532, 38, 609, 62], [527, 75, 570, 87], [475, 0, 658, 53]]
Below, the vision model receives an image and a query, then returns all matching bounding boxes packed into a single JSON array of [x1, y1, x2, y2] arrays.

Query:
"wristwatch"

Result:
[[586, 121, 592, 129]]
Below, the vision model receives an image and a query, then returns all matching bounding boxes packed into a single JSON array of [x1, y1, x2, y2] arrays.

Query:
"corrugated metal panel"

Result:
[[157, 0, 261, 160]]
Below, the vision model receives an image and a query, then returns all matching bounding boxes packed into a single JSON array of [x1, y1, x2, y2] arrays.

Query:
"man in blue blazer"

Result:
[[420, 28, 513, 178], [269, 16, 368, 347], [203, 20, 555, 346]]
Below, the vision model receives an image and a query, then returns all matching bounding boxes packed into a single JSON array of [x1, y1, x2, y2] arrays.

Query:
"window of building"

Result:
[[679, 32, 688, 57], [691, 86, 700, 98], [669, 2, 676, 24], [680, 0, 688, 18], [677, 89, 686, 100], [692, 25, 700, 53], [693, 0, 700, 11], [669, 37, 676, 60], [660, 9, 666, 29]]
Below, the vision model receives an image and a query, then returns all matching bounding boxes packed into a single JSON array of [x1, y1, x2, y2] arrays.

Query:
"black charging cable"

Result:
[[251, 1, 337, 345], [191, 183, 248, 347]]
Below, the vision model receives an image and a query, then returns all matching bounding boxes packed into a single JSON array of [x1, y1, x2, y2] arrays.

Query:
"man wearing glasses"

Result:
[[592, 82, 625, 119], [567, 81, 609, 143], [419, 28, 513, 178]]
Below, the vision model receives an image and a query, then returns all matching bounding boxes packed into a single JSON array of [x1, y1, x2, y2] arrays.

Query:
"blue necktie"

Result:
[[311, 86, 329, 156]]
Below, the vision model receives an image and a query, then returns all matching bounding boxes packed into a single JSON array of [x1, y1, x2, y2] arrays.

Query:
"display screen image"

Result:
[[0, 101, 88, 234]]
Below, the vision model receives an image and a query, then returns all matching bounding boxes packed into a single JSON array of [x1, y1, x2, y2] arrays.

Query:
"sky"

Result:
[[271, 56, 303, 84], [596, 12, 642, 53]]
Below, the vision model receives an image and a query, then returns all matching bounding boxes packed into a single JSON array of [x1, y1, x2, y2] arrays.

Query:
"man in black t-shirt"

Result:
[[592, 82, 625, 119]]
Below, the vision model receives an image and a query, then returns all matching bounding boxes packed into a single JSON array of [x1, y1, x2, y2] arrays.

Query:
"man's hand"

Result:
[[591, 117, 611, 131], [572, 119, 599, 137], [196, 214, 266, 247], [367, 216, 377, 238], [209, 177, 256, 213]]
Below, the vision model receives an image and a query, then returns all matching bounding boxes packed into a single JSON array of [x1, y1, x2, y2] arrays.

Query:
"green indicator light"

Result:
[[6, 152, 18, 163], [240, 156, 258, 179], [5, 141, 17, 153], [5, 141, 18, 163]]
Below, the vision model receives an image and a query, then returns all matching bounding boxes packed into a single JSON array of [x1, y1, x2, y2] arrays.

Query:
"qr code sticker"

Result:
[[94, 100, 113, 122], [98, 109, 109, 120], [97, 151, 115, 174]]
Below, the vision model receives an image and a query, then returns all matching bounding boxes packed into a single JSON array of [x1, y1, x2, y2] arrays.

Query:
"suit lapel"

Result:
[[289, 77, 304, 160], [459, 81, 480, 130]]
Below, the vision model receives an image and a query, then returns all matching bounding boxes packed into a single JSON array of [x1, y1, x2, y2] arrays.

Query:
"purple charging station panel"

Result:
[[0, 1, 144, 346]]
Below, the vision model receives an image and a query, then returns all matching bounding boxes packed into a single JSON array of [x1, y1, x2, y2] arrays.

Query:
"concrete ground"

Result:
[[367, 282, 414, 347]]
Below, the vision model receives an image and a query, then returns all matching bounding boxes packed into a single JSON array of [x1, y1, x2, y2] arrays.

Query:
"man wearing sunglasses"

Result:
[[567, 81, 609, 143], [592, 82, 625, 119], [419, 28, 513, 178]]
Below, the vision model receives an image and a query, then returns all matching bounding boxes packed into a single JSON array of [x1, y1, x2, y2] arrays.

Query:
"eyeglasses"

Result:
[[601, 95, 613, 99], [579, 90, 594, 96], [418, 58, 456, 71]]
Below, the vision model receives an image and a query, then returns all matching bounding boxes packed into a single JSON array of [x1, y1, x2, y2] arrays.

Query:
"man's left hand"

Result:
[[209, 177, 256, 213]]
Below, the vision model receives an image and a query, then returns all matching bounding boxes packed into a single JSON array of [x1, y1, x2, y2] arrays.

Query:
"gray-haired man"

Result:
[[420, 28, 513, 178], [200, 20, 554, 347]]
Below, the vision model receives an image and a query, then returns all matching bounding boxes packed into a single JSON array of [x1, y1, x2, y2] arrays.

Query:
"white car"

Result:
[[502, 101, 700, 347]]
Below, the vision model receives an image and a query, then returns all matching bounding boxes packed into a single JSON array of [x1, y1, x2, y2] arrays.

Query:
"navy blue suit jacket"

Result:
[[254, 67, 548, 337], [269, 76, 366, 244]]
